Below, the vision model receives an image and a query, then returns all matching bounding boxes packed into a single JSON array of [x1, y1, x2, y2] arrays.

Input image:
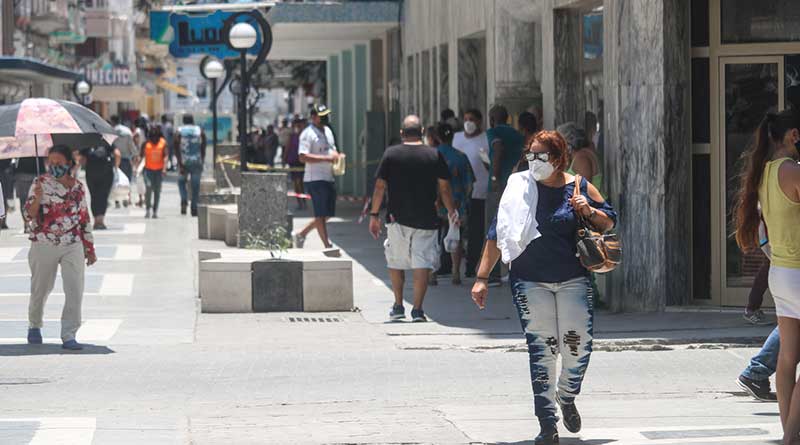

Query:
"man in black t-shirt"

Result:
[[369, 115, 457, 322]]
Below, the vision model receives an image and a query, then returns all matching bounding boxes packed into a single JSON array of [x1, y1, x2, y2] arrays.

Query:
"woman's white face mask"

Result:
[[525, 151, 555, 181]]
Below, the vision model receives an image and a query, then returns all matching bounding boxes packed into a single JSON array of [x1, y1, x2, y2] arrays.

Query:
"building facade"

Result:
[[393, 0, 800, 312]]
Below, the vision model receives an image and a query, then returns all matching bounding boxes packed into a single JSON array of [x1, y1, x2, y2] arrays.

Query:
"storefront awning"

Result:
[[90, 85, 148, 103], [0, 56, 80, 84], [265, 1, 399, 60]]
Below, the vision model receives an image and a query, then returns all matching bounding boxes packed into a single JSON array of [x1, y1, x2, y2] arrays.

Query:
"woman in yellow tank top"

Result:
[[735, 108, 800, 444]]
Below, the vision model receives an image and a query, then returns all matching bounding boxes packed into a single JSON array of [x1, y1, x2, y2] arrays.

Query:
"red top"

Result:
[[23, 174, 95, 256]]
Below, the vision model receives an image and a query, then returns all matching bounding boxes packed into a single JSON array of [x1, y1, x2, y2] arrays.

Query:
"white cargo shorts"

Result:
[[384, 223, 440, 271]]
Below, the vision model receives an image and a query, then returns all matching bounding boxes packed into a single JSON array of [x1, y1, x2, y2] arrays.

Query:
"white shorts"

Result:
[[384, 223, 439, 271], [770, 265, 800, 319]]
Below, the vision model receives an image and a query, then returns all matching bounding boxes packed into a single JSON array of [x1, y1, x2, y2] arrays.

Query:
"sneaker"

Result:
[[152, 212, 158, 219], [61, 340, 83, 351], [93, 223, 107, 230], [115, 201, 121, 209], [534, 424, 559, 445], [743, 309, 767, 325], [292, 232, 306, 248], [411, 308, 427, 322], [389, 304, 406, 321], [737, 375, 777, 401], [27, 328, 42, 345], [556, 393, 582, 433], [181, 201, 187, 215], [191, 207, 198, 217], [145, 209, 151, 219]]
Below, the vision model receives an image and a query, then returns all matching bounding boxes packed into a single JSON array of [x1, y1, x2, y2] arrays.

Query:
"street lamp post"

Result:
[[200, 58, 225, 169], [228, 22, 257, 172], [73, 79, 92, 107]]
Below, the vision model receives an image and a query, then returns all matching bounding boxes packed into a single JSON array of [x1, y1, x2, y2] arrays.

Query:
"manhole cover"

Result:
[[285, 316, 342, 323]]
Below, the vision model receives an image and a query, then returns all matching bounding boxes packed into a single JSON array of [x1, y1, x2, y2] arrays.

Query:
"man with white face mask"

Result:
[[453, 109, 491, 277]]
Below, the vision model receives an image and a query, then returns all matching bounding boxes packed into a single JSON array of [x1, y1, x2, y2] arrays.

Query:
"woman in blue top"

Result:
[[471, 130, 616, 445]]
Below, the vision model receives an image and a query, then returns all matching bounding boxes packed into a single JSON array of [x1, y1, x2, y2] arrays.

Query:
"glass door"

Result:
[[719, 56, 784, 306]]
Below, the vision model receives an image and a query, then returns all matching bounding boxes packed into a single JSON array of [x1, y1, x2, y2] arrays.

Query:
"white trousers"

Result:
[[28, 242, 85, 342]]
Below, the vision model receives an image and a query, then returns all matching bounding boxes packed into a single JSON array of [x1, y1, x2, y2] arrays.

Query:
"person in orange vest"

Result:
[[138, 125, 168, 219]]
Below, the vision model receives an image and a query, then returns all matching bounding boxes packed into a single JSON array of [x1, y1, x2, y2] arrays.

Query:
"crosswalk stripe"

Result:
[[0, 417, 95, 445]]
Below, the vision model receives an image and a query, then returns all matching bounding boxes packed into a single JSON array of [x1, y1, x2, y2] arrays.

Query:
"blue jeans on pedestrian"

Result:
[[511, 276, 594, 429], [741, 326, 779, 382], [178, 163, 203, 211]]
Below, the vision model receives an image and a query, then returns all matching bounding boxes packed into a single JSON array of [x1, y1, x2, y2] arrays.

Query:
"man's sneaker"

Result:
[[152, 212, 158, 219], [556, 393, 581, 433], [62, 340, 83, 351], [411, 308, 427, 322], [389, 304, 406, 321], [145, 209, 151, 219], [737, 375, 777, 401], [292, 232, 306, 248], [181, 201, 188, 215], [743, 309, 767, 325], [190, 207, 198, 217], [534, 424, 559, 444], [27, 328, 42, 345]]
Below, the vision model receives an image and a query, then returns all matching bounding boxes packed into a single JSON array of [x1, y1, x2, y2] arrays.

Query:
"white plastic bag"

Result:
[[112, 168, 131, 202], [135, 162, 146, 195], [444, 212, 461, 253]]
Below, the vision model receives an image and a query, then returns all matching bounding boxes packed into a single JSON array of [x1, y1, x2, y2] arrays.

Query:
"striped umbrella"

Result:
[[0, 98, 117, 173]]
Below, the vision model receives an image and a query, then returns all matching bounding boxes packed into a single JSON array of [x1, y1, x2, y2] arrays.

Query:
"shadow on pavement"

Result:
[[497, 440, 617, 445], [0, 343, 114, 356]]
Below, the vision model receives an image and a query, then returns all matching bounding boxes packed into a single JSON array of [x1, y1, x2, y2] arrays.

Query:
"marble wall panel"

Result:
[[238, 173, 290, 249], [439, 43, 450, 111], [494, 0, 540, 115], [458, 37, 486, 116], [553, 9, 583, 126], [422, 49, 431, 125]]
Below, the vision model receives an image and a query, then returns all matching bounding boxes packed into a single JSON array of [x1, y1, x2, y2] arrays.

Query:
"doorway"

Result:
[[718, 56, 784, 306]]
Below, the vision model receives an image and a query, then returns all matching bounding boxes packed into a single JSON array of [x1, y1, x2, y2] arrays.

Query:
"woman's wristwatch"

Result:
[[475, 276, 490, 282], [370, 212, 380, 218]]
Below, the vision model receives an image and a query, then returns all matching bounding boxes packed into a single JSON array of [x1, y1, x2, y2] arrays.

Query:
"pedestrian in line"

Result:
[[139, 125, 168, 219], [425, 125, 440, 148], [0, 158, 13, 229], [283, 118, 306, 210], [111, 115, 137, 208], [23, 144, 97, 350], [369, 115, 457, 322], [745, 260, 771, 324], [471, 131, 616, 444], [292, 105, 343, 249], [278, 119, 292, 165], [733, 108, 800, 445], [519, 111, 540, 147], [434, 121, 474, 285], [79, 142, 119, 230], [738, 326, 779, 402], [441, 108, 459, 131], [174, 114, 206, 216], [559, 121, 603, 193], [161, 115, 175, 171], [263, 124, 279, 167], [132, 118, 148, 207], [13, 157, 46, 231], [453, 109, 491, 278]]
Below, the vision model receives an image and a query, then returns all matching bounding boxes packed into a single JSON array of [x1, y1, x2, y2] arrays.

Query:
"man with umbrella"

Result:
[[0, 98, 116, 349]]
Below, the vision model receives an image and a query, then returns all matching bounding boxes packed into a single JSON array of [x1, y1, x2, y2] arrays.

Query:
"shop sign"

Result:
[[149, 10, 263, 59], [84, 67, 132, 86]]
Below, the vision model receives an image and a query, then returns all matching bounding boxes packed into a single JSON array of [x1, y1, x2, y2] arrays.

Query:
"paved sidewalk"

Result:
[[0, 179, 782, 444]]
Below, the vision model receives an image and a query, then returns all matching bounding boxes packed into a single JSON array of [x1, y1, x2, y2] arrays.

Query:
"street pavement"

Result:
[[0, 174, 784, 444]]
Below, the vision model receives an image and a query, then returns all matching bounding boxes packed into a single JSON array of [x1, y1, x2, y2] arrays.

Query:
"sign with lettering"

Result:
[[84, 67, 131, 85], [149, 10, 264, 59]]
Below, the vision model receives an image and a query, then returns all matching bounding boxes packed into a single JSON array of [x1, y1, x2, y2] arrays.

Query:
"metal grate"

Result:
[[285, 316, 342, 323]]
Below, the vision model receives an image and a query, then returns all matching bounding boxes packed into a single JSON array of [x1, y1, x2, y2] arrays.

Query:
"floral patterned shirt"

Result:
[[23, 174, 95, 256]]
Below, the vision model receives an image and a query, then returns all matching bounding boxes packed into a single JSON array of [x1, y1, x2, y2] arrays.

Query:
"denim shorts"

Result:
[[304, 180, 336, 217]]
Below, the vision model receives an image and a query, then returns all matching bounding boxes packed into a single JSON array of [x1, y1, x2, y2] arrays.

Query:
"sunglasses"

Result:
[[525, 151, 551, 163]]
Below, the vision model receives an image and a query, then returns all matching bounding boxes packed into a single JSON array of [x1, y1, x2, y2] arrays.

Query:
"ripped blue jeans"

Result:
[[511, 276, 594, 429]]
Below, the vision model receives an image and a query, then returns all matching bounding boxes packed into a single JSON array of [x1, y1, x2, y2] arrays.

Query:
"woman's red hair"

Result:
[[528, 130, 569, 171]]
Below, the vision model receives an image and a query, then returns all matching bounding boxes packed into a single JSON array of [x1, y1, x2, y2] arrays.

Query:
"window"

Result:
[[722, 0, 800, 44], [692, 58, 710, 143], [691, 0, 709, 47]]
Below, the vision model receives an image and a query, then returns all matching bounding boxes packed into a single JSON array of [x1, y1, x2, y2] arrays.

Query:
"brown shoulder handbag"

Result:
[[573, 175, 622, 273]]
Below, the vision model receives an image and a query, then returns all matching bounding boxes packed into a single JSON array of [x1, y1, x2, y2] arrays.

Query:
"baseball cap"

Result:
[[310, 104, 331, 117]]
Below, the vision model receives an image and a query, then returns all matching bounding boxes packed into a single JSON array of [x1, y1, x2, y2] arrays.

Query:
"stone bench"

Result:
[[198, 191, 239, 240], [206, 204, 237, 242], [199, 250, 353, 313]]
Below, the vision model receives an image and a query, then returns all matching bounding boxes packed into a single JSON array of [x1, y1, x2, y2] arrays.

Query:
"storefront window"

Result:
[[722, 0, 800, 44], [692, 58, 710, 143]]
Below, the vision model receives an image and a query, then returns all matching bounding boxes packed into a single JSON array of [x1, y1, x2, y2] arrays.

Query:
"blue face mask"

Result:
[[49, 164, 70, 178]]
